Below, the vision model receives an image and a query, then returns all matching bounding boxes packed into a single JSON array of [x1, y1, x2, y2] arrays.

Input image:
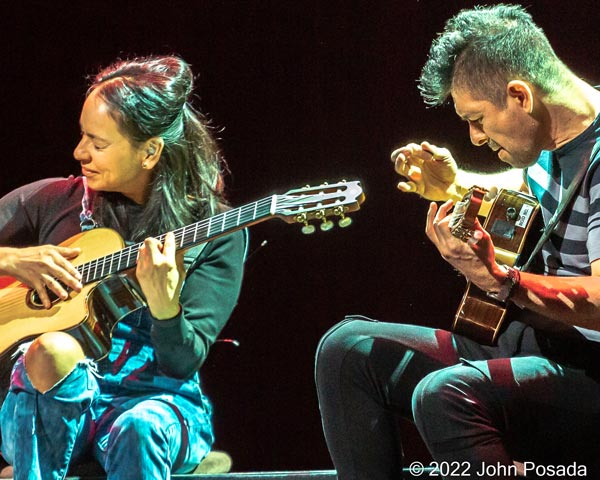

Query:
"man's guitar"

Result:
[[449, 186, 541, 345], [0, 181, 365, 365]]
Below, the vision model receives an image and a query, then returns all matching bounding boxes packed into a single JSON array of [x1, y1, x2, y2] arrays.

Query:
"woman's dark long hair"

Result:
[[88, 55, 227, 241]]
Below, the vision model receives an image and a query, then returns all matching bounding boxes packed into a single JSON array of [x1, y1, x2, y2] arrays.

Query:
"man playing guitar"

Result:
[[316, 4, 600, 479]]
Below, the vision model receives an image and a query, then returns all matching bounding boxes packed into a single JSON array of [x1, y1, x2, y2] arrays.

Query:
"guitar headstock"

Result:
[[274, 180, 365, 233]]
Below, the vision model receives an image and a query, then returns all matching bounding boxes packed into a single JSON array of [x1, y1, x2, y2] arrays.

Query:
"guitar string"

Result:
[[76, 196, 275, 284], [75, 190, 347, 284]]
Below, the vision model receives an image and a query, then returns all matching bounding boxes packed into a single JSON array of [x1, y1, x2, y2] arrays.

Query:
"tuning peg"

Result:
[[338, 216, 353, 228], [320, 219, 334, 231], [296, 212, 315, 235], [315, 209, 334, 232], [484, 186, 498, 202], [332, 206, 353, 228]]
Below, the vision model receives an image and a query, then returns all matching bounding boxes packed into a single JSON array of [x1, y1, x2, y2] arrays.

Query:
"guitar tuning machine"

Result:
[[334, 206, 352, 228], [338, 216, 352, 228], [302, 224, 316, 234], [315, 209, 334, 231], [483, 186, 499, 202], [296, 212, 316, 235]]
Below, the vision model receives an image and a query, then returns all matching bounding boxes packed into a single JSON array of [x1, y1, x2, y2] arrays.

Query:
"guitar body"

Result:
[[452, 189, 541, 345], [0, 228, 145, 364]]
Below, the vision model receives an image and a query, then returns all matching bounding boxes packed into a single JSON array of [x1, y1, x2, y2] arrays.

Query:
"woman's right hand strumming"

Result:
[[0, 245, 82, 308]]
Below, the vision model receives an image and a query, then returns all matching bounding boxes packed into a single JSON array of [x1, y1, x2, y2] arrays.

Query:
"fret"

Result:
[[96, 257, 104, 278], [125, 246, 134, 270], [102, 255, 112, 277], [127, 246, 134, 268], [93, 258, 99, 279], [113, 253, 119, 274], [196, 222, 203, 240], [80, 266, 88, 285], [238, 204, 248, 224], [115, 251, 122, 273], [223, 210, 237, 231], [179, 227, 186, 248], [104, 255, 109, 277], [108, 253, 115, 276]]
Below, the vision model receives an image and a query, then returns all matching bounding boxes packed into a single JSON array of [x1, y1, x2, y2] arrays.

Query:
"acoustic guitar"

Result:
[[449, 186, 541, 345], [0, 181, 365, 369]]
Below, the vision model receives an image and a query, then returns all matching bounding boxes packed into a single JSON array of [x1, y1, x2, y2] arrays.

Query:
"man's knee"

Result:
[[317, 319, 362, 358], [412, 364, 490, 425], [315, 318, 378, 381]]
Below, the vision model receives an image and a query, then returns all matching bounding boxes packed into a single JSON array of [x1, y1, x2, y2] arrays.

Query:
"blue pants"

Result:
[[0, 355, 213, 480], [315, 316, 600, 480]]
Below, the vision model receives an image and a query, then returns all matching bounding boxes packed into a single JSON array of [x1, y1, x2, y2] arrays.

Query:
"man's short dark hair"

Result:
[[419, 4, 570, 106]]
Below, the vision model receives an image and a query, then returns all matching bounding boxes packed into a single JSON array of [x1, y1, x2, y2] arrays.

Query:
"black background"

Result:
[[1, 0, 598, 472]]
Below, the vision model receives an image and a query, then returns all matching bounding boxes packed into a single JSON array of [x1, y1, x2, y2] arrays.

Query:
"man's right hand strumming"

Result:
[[391, 141, 465, 202]]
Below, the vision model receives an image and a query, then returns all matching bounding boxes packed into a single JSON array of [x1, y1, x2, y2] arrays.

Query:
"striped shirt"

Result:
[[526, 114, 600, 277]]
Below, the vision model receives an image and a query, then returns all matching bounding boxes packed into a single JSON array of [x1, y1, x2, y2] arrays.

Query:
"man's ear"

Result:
[[507, 80, 534, 114], [141, 137, 164, 169]]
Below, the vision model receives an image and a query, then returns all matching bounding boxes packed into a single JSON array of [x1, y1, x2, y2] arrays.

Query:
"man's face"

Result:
[[451, 87, 542, 169]]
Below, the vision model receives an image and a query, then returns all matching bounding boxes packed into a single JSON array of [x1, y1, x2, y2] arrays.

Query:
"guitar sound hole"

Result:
[[28, 284, 68, 309]]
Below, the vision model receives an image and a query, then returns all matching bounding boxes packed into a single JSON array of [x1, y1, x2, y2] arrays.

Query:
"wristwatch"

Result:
[[488, 266, 521, 303]]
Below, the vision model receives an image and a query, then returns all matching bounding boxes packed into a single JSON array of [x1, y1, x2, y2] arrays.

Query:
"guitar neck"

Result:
[[78, 195, 276, 285]]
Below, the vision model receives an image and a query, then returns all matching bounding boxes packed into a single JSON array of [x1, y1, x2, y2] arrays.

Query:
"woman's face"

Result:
[[73, 89, 153, 204]]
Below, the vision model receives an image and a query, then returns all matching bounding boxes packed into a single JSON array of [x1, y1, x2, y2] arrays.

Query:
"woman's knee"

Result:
[[24, 332, 85, 393], [105, 406, 176, 467], [111, 411, 157, 442]]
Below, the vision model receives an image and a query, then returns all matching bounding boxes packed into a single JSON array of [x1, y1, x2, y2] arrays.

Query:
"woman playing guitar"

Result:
[[0, 55, 246, 479]]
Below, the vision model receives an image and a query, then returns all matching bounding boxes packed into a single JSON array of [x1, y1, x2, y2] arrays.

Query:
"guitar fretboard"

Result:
[[76, 196, 275, 285]]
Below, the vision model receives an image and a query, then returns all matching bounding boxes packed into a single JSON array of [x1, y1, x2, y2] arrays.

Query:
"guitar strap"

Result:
[[521, 141, 600, 272], [80, 176, 99, 231]]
